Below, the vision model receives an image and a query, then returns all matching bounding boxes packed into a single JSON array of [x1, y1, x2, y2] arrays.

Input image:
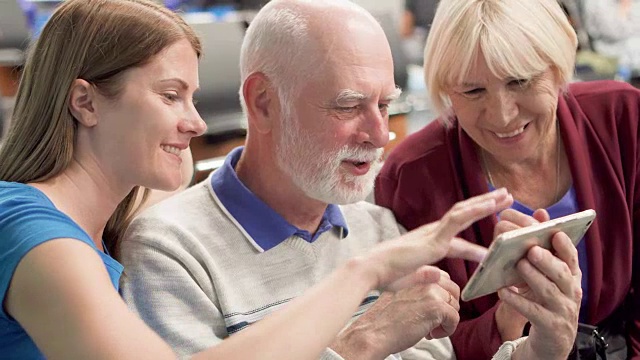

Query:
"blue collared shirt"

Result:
[[210, 147, 349, 252]]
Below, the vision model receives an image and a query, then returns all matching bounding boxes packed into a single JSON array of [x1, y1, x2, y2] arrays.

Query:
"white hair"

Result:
[[239, 0, 374, 118], [424, 0, 578, 118]]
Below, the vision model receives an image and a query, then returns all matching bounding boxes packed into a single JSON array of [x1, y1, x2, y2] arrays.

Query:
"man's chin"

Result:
[[311, 182, 373, 205], [329, 194, 370, 205]]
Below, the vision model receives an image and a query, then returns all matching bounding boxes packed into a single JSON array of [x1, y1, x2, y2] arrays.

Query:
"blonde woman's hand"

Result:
[[493, 208, 551, 341], [502, 232, 582, 360]]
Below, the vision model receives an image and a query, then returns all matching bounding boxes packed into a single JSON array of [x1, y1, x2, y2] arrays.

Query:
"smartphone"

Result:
[[460, 209, 596, 302]]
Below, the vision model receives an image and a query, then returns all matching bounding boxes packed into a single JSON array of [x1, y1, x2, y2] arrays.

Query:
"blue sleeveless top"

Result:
[[0, 182, 123, 359]]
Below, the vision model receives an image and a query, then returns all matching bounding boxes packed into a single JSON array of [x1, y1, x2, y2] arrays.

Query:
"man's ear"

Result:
[[68, 79, 99, 128], [242, 72, 279, 134]]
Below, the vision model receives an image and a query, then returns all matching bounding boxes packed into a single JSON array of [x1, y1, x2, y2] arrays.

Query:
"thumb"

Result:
[[533, 208, 550, 222], [430, 325, 454, 339], [384, 265, 441, 292]]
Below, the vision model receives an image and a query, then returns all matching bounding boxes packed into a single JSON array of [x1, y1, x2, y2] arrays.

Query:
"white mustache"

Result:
[[337, 147, 383, 163]]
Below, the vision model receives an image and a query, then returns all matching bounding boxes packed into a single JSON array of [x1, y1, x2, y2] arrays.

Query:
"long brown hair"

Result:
[[0, 0, 201, 257]]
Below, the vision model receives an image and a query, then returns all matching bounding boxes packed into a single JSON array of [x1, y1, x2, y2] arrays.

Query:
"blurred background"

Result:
[[1, 0, 638, 179]]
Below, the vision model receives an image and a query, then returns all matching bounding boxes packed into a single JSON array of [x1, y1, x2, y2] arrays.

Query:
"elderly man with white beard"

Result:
[[118, 1, 582, 359]]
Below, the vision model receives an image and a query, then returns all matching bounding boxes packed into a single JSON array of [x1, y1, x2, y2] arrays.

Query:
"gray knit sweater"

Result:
[[120, 177, 517, 359]]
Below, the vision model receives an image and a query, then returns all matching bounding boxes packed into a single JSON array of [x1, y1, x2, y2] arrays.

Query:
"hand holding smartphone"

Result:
[[460, 209, 596, 302]]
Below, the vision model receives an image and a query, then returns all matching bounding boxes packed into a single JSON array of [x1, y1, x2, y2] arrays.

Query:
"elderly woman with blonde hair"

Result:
[[377, 0, 640, 359]]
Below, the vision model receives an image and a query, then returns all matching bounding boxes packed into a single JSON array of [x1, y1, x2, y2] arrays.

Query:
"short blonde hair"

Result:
[[424, 0, 577, 116]]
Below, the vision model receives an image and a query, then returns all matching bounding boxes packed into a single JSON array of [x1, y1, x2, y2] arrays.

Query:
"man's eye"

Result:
[[337, 106, 358, 113], [378, 103, 390, 112]]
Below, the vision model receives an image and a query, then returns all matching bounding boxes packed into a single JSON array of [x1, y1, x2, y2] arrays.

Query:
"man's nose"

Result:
[[355, 106, 389, 148]]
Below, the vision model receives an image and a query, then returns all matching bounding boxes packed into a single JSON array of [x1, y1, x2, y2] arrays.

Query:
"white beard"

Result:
[[275, 114, 383, 205]]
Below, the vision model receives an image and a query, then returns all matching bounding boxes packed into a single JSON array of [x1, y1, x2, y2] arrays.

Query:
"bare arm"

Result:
[[6, 189, 511, 360], [6, 239, 177, 360], [204, 189, 512, 360], [323, 189, 515, 359]]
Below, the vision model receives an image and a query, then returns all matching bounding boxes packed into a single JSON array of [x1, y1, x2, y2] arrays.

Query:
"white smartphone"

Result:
[[460, 209, 596, 302]]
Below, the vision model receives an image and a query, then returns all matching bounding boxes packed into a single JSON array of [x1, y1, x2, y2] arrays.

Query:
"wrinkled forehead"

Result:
[[308, 57, 396, 104]]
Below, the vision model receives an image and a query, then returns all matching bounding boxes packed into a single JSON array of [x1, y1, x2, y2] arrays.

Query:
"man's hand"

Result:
[[330, 267, 460, 359]]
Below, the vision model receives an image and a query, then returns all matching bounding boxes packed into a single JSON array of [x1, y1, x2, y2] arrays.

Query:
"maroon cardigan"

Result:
[[376, 81, 640, 360]]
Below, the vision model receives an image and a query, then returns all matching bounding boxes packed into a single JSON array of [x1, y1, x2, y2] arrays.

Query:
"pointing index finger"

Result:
[[436, 189, 513, 241]]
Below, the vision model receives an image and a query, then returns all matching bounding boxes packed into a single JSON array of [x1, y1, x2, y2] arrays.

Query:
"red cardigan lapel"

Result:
[[557, 92, 602, 323]]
